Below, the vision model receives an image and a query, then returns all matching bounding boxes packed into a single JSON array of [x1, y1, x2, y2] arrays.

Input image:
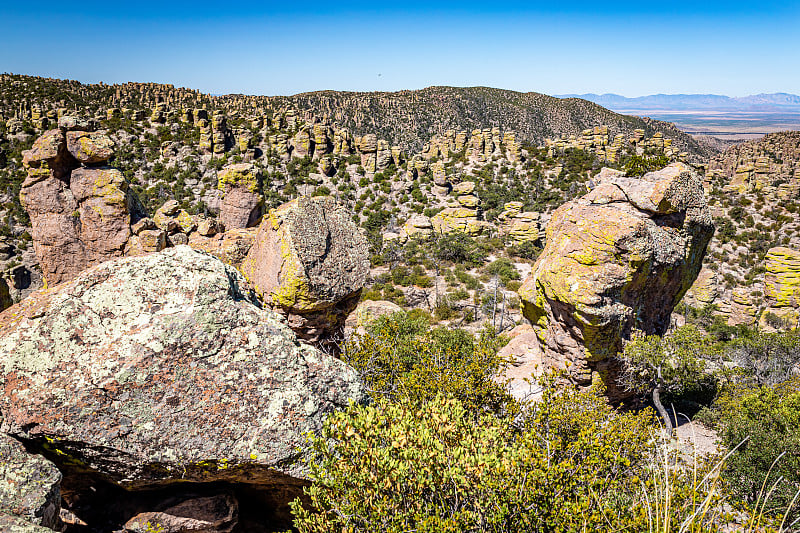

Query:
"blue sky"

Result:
[[1, 1, 798, 96]]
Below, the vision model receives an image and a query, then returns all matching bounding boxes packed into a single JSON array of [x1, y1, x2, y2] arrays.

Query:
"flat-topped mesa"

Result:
[[518, 163, 714, 399], [20, 121, 144, 286], [241, 196, 370, 351]]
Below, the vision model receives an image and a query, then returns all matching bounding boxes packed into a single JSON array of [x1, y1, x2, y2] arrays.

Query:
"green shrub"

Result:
[[341, 313, 511, 413], [718, 380, 800, 523], [291, 382, 658, 533]]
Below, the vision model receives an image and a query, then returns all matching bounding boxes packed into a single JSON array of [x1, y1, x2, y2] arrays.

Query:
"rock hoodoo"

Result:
[[20, 124, 142, 286], [0, 246, 365, 529], [217, 162, 263, 230], [241, 196, 370, 350], [518, 163, 714, 397], [760, 246, 800, 330]]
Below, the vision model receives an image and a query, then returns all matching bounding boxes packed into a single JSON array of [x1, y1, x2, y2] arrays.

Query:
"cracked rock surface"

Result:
[[0, 246, 364, 490], [518, 163, 714, 399]]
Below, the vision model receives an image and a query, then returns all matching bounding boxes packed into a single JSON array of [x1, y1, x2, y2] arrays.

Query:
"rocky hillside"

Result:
[[687, 131, 800, 329], [271, 86, 715, 158], [0, 75, 715, 159]]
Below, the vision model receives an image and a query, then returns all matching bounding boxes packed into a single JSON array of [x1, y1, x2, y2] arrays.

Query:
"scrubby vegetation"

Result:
[[288, 312, 800, 532]]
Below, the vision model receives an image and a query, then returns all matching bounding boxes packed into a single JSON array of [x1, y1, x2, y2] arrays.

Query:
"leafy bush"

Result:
[[718, 380, 800, 523], [431, 231, 486, 266], [291, 382, 657, 533], [483, 258, 521, 286], [341, 313, 511, 414]]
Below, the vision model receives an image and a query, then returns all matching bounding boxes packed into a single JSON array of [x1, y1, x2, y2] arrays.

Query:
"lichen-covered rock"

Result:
[[683, 266, 719, 308], [65, 131, 115, 164], [764, 247, 800, 308], [20, 129, 141, 285], [507, 212, 540, 244], [728, 287, 759, 326], [188, 228, 257, 268], [518, 163, 713, 396], [760, 247, 800, 330], [0, 513, 54, 532], [71, 167, 133, 258], [402, 215, 433, 239], [241, 197, 369, 348], [431, 207, 486, 236], [0, 435, 61, 529], [0, 246, 365, 490], [217, 163, 262, 230]]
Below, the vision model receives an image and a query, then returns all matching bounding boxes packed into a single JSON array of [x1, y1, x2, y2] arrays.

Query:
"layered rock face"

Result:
[[0, 246, 364, 528], [242, 197, 370, 350], [20, 125, 142, 285], [760, 247, 800, 330], [518, 163, 714, 396]]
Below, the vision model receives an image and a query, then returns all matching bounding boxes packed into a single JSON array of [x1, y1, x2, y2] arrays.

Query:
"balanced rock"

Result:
[[0, 435, 61, 529], [0, 247, 364, 498], [66, 131, 115, 164], [20, 128, 141, 285], [241, 197, 370, 348], [518, 163, 713, 396], [217, 163, 263, 230]]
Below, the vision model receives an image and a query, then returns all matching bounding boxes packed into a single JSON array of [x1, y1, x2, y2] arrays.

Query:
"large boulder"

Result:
[[0, 435, 61, 529], [241, 197, 370, 349], [217, 163, 263, 230], [518, 163, 714, 396], [0, 247, 364, 524], [20, 128, 141, 285]]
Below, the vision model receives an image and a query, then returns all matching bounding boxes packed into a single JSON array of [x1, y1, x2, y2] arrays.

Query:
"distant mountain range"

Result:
[[557, 93, 800, 111]]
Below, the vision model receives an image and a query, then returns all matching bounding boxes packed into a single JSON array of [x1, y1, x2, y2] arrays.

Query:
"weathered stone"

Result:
[[131, 217, 156, 235], [217, 163, 263, 230], [123, 493, 238, 533], [188, 228, 257, 269], [0, 435, 61, 529], [0, 246, 364, 491], [728, 288, 759, 326], [452, 181, 476, 195], [456, 194, 479, 208], [71, 167, 132, 259], [66, 131, 115, 164], [431, 207, 485, 236], [241, 197, 370, 348], [344, 300, 404, 338], [0, 513, 54, 532], [764, 247, 800, 308], [683, 267, 719, 308], [196, 217, 222, 237], [518, 163, 714, 397]]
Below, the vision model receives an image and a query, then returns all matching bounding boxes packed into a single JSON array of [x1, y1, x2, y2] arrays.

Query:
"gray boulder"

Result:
[[0, 246, 364, 490]]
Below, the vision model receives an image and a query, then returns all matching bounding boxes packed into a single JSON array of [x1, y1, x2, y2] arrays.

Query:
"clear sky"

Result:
[[1, 1, 799, 97]]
